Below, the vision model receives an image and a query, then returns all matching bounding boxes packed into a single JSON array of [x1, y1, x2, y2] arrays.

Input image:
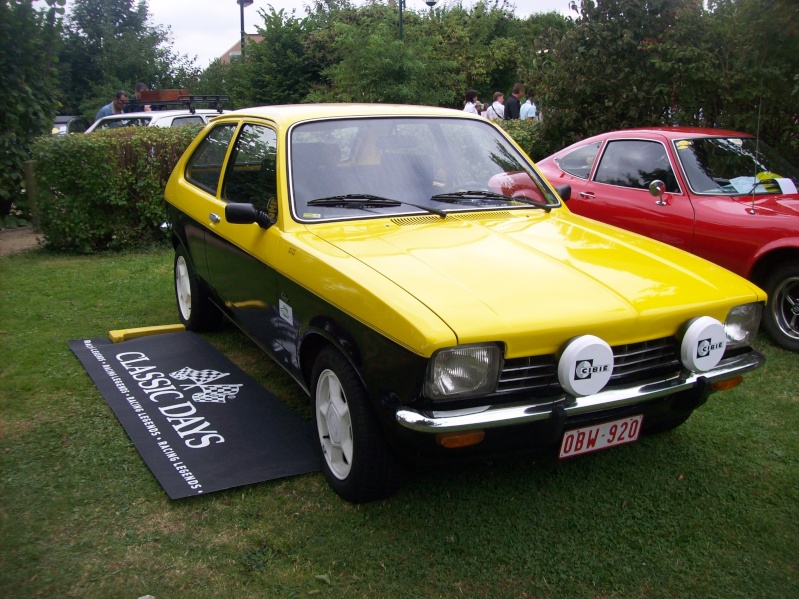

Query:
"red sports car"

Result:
[[537, 127, 799, 351]]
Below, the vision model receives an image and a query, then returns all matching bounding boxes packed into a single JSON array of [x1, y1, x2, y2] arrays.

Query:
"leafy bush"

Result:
[[31, 125, 202, 253], [497, 119, 558, 163]]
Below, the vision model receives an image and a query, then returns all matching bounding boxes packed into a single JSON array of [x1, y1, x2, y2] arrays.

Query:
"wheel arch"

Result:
[[749, 245, 799, 289], [298, 316, 364, 392]]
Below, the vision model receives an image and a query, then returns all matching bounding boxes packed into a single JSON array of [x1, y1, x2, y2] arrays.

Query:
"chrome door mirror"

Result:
[[649, 180, 667, 206]]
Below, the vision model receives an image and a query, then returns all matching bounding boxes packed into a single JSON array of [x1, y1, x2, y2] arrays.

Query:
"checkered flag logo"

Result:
[[191, 383, 243, 403], [169, 367, 243, 404]]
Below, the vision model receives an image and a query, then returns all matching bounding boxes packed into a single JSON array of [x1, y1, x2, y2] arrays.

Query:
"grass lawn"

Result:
[[1, 246, 798, 598]]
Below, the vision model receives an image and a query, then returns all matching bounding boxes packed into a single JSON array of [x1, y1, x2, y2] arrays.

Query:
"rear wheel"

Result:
[[311, 347, 404, 502], [761, 263, 799, 351], [174, 246, 220, 331]]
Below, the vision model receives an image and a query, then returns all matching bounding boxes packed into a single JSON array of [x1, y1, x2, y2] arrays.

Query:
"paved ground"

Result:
[[0, 227, 44, 258]]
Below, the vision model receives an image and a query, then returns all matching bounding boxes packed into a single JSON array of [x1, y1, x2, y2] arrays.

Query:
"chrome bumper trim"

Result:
[[395, 350, 764, 433]]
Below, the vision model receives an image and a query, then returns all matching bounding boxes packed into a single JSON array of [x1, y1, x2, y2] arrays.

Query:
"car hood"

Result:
[[306, 211, 764, 357], [774, 197, 799, 215]]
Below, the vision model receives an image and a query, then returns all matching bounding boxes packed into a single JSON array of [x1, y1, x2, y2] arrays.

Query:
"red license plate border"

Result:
[[558, 414, 644, 459]]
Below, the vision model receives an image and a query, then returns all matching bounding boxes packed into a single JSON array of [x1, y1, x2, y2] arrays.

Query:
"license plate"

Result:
[[559, 415, 643, 459]]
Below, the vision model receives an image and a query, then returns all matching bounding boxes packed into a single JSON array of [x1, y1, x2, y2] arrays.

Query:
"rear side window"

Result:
[[185, 124, 237, 195], [594, 140, 680, 193], [556, 142, 601, 179], [96, 117, 151, 129], [171, 116, 205, 127]]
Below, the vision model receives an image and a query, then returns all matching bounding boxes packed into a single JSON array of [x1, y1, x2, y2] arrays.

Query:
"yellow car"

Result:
[[163, 104, 765, 502]]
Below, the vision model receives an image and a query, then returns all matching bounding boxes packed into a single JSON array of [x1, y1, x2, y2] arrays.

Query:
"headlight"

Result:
[[424, 344, 501, 400], [725, 302, 763, 349]]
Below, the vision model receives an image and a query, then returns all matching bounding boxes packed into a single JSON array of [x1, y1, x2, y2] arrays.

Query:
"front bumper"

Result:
[[396, 349, 764, 433]]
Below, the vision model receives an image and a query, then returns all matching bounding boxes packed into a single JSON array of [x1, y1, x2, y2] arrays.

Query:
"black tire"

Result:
[[173, 246, 220, 331], [761, 263, 799, 351], [311, 347, 405, 503]]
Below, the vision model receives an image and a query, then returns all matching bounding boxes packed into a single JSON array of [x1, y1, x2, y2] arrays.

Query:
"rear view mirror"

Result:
[[649, 180, 666, 206], [225, 203, 274, 229]]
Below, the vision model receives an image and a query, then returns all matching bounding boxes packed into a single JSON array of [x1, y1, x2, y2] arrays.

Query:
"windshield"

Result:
[[290, 116, 560, 222], [674, 136, 799, 196]]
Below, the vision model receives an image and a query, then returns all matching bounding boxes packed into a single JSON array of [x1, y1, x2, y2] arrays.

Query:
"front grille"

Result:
[[609, 337, 681, 385], [497, 337, 681, 400]]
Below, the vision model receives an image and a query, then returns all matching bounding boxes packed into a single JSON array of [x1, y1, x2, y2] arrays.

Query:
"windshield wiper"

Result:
[[431, 190, 552, 212], [308, 194, 447, 217]]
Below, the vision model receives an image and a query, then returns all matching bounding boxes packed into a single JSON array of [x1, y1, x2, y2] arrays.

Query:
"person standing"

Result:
[[126, 82, 152, 112], [463, 89, 480, 114], [94, 91, 128, 121], [504, 83, 524, 120], [520, 91, 537, 120], [486, 92, 505, 120]]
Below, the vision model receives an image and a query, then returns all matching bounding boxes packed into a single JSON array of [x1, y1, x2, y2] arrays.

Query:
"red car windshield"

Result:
[[675, 137, 799, 196]]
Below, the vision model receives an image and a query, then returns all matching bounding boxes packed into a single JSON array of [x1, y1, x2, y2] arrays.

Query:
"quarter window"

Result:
[[185, 124, 237, 195], [594, 140, 680, 193], [556, 142, 601, 179]]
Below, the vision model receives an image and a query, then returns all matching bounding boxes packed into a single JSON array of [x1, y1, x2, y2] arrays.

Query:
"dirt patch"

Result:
[[0, 227, 44, 258]]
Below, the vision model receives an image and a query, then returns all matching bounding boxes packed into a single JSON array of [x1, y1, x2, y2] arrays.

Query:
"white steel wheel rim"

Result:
[[175, 255, 192, 321], [773, 275, 799, 341], [315, 369, 354, 480]]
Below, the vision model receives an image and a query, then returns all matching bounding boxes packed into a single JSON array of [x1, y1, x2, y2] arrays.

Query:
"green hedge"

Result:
[[31, 125, 202, 253], [495, 119, 560, 163]]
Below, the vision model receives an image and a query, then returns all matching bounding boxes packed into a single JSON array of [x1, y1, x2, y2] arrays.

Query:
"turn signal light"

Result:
[[711, 376, 743, 392], [435, 430, 485, 448]]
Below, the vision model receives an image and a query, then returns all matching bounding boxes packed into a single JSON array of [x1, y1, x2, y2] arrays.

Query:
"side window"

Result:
[[594, 140, 680, 192], [556, 142, 601, 179], [98, 117, 151, 130], [185, 124, 237, 195], [171, 116, 204, 127], [223, 124, 278, 213], [69, 119, 87, 133]]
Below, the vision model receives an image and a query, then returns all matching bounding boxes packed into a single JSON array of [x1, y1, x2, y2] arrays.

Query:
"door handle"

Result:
[[209, 212, 221, 224], [579, 191, 595, 199]]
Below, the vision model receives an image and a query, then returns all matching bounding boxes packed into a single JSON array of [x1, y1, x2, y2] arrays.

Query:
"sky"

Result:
[[144, 0, 575, 68]]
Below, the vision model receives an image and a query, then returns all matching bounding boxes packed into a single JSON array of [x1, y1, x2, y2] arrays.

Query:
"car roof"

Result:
[[216, 103, 471, 127], [98, 109, 223, 119], [54, 115, 83, 123], [596, 127, 752, 140]]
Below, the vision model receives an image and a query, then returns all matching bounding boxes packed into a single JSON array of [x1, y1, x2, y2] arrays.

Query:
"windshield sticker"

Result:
[[676, 140, 693, 151], [302, 212, 322, 219], [729, 176, 760, 193]]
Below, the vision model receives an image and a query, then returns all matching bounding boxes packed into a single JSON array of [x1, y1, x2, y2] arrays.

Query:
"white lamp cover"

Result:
[[681, 316, 726, 372], [558, 335, 615, 397]]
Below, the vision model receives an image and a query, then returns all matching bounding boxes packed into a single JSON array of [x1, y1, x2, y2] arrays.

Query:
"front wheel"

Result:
[[761, 263, 799, 351], [311, 347, 404, 502]]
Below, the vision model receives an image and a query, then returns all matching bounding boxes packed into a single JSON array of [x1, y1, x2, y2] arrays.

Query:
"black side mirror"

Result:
[[554, 184, 571, 201], [225, 203, 274, 229]]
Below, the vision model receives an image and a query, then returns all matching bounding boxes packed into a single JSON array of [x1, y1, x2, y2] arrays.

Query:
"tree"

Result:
[[245, 7, 318, 106], [535, 0, 799, 157], [0, 0, 64, 227], [58, 0, 200, 119]]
